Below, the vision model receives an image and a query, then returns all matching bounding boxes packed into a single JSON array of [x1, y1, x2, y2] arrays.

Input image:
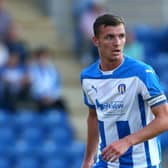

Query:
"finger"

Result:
[[101, 147, 108, 156], [102, 150, 118, 162], [109, 155, 118, 162], [102, 153, 118, 162], [101, 150, 112, 160], [104, 153, 114, 162], [102, 146, 112, 157]]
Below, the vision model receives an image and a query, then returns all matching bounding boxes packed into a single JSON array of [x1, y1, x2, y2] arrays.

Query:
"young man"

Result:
[[80, 14, 168, 168]]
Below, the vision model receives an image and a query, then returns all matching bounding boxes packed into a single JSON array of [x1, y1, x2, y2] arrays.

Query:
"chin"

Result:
[[112, 54, 121, 59], [108, 55, 121, 62]]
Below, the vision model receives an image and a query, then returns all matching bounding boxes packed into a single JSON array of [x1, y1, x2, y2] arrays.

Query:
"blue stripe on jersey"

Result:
[[98, 120, 107, 150], [83, 92, 96, 109], [81, 56, 148, 79], [138, 95, 147, 127], [97, 120, 107, 168], [80, 56, 164, 97], [148, 164, 161, 168], [116, 121, 133, 168], [138, 95, 152, 167]]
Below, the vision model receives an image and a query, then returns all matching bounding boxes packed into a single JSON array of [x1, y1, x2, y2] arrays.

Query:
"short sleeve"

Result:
[[81, 79, 96, 109], [139, 66, 167, 108]]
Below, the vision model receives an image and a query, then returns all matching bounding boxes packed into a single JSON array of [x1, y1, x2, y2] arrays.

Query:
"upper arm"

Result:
[[87, 108, 99, 137], [151, 103, 168, 118], [151, 103, 168, 131], [88, 108, 97, 120], [87, 108, 98, 127]]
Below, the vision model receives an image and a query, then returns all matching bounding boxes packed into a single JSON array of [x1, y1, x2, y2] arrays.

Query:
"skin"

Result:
[[81, 109, 99, 168], [81, 23, 168, 168], [92, 24, 126, 71]]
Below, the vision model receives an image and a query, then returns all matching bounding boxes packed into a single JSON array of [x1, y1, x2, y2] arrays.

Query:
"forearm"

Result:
[[125, 104, 168, 146], [83, 110, 99, 164], [101, 104, 168, 162]]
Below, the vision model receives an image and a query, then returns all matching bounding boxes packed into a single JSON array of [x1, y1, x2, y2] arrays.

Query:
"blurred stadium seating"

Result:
[[134, 26, 168, 98], [0, 110, 85, 168], [2, 1, 168, 168]]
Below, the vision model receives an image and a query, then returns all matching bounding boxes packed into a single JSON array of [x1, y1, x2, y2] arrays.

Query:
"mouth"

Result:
[[112, 49, 121, 55]]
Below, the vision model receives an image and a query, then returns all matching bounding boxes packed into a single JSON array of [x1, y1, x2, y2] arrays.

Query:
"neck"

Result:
[[100, 56, 124, 71]]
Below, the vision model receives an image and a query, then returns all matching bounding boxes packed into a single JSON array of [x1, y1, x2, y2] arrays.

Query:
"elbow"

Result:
[[153, 103, 168, 131], [158, 115, 168, 132], [163, 108, 168, 130], [164, 116, 168, 131]]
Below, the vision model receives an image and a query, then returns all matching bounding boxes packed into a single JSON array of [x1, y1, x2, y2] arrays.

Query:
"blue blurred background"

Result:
[[0, 0, 168, 167]]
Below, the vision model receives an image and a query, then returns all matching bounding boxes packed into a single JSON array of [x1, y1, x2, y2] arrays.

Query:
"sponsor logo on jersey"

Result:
[[96, 99, 124, 112], [118, 84, 126, 94]]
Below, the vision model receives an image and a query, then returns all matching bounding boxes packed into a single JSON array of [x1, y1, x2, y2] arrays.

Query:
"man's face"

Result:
[[93, 24, 126, 62]]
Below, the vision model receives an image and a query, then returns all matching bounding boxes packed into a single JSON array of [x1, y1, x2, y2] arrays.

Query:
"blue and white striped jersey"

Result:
[[80, 56, 167, 168]]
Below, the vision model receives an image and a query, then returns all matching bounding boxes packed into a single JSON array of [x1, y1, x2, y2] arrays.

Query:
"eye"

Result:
[[106, 35, 114, 40], [119, 33, 125, 39]]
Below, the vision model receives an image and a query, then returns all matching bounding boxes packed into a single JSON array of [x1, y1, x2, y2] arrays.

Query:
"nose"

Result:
[[113, 37, 121, 45]]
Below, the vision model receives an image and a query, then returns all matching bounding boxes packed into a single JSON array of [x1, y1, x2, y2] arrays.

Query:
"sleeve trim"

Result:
[[84, 102, 96, 109], [151, 100, 167, 108], [148, 94, 167, 107]]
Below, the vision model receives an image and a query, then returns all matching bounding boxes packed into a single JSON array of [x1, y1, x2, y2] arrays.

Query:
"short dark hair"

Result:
[[93, 14, 125, 37]]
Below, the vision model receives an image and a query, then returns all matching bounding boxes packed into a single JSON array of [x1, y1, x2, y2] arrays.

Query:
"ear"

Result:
[[92, 36, 99, 47]]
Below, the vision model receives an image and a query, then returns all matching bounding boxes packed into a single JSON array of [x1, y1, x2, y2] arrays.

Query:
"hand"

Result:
[[101, 137, 132, 162]]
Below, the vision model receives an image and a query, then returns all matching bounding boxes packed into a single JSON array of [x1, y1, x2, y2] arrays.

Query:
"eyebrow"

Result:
[[106, 32, 125, 37]]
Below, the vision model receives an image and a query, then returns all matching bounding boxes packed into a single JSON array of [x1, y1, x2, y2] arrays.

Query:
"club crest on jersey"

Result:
[[118, 84, 126, 94]]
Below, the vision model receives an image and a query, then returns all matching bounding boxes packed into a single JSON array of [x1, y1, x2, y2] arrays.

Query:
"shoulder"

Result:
[[125, 56, 150, 68], [124, 56, 154, 76], [124, 56, 160, 89], [80, 60, 100, 81]]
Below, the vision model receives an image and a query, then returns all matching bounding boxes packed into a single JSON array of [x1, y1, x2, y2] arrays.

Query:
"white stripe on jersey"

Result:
[[81, 56, 167, 168]]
